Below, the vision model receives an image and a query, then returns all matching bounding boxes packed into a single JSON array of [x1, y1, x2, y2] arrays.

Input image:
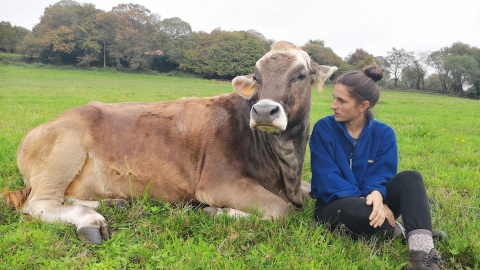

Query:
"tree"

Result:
[[385, 47, 413, 87], [0, 21, 30, 54], [96, 11, 117, 67], [33, 0, 102, 65], [448, 42, 476, 56], [34, 0, 80, 37], [42, 25, 75, 53], [402, 52, 429, 89], [424, 74, 443, 91], [246, 29, 272, 51], [109, 3, 158, 70], [356, 55, 378, 70], [149, 16, 194, 71], [444, 55, 480, 93], [428, 49, 450, 93], [41, 25, 75, 64], [472, 50, 480, 95], [0, 21, 17, 53], [18, 34, 44, 59], [72, 3, 101, 66], [428, 43, 480, 94], [345, 48, 371, 67], [157, 17, 192, 40], [180, 29, 267, 78], [302, 41, 342, 67]]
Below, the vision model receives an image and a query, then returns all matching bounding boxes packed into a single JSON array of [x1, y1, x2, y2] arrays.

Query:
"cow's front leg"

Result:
[[196, 177, 290, 220], [66, 197, 128, 209], [203, 206, 251, 218], [300, 180, 312, 200]]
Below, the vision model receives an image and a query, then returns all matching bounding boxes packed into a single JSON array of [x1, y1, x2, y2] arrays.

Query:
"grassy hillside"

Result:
[[0, 63, 478, 269]]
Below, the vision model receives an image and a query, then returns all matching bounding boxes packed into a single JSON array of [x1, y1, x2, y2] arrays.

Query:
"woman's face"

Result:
[[331, 83, 365, 123]]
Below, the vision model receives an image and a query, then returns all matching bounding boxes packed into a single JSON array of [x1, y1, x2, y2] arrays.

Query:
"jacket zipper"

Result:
[[350, 143, 357, 170], [349, 136, 362, 170]]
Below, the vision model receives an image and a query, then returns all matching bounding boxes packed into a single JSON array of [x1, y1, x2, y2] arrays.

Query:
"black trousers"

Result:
[[314, 171, 432, 235]]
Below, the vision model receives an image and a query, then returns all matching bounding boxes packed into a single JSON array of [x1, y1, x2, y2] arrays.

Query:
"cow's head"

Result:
[[232, 41, 338, 133]]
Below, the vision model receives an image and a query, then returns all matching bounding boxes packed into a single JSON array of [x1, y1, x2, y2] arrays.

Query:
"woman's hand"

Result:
[[365, 190, 385, 228], [383, 204, 395, 227]]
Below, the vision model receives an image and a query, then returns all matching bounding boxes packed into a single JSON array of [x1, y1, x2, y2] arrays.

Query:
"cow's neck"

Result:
[[251, 117, 309, 209]]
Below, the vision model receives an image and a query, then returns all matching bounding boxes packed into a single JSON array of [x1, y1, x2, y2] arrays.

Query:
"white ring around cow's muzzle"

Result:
[[250, 99, 287, 133]]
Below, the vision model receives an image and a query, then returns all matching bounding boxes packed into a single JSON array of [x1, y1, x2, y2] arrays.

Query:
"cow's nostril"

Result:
[[251, 106, 258, 117], [270, 106, 279, 116]]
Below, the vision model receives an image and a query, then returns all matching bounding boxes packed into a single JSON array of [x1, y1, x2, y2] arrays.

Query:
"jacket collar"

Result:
[[335, 115, 375, 142]]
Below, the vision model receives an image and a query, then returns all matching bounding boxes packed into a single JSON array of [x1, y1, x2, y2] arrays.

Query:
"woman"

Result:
[[309, 65, 445, 269]]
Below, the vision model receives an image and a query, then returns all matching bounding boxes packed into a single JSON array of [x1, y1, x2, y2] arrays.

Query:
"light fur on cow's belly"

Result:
[[63, 154, 198, 204]]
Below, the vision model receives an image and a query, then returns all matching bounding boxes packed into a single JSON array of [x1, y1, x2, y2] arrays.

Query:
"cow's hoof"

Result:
[[203, 206, 223, 217], [77, 226, 109, 244], [114, 200, 127, 209]]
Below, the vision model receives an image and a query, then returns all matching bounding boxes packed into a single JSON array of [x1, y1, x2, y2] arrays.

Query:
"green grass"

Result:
[[1, 63, 479, 269], [0, 52, 23, 61]]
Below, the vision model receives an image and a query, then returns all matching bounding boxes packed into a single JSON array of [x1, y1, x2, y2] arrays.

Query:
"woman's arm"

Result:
[[310, 120, 362, 203]]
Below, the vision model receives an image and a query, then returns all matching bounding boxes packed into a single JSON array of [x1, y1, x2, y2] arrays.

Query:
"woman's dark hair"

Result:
[[336, 64, 383, 118]]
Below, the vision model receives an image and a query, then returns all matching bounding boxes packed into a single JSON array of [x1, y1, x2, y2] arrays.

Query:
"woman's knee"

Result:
[[394, 170, 424, 186], [387, 170, 428, 204]]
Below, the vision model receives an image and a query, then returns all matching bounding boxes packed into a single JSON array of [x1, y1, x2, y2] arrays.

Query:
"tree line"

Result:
[[1, 0, 479, 98]]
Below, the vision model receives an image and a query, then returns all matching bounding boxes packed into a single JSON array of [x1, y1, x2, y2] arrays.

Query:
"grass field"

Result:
[[1, 63, 479, 269], [0, 52, 23, 61]]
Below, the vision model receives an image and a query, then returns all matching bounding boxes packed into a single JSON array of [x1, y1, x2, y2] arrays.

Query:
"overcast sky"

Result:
[[1, 0, 479, 59]]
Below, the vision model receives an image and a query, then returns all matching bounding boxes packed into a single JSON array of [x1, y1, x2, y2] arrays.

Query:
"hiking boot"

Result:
[[393, 221, 406, 239], [408, 248, 443, 270], [432, 229, 448, 242], [392, 224, 448, 243]]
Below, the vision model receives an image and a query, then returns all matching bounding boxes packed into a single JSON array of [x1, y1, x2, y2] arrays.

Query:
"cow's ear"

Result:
[[232, 75, 257, 100], [311, 63, 338, 92]]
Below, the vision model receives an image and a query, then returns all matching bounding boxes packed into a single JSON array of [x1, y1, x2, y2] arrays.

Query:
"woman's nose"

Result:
[[330, 101, 337, 110]]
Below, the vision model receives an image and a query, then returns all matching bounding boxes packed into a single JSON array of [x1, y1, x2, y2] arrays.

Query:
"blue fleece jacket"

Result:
[[310, 115, 398, 203]]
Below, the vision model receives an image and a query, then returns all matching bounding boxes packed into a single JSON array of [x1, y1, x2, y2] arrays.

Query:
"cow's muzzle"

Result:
[[250, 99, 287, 133]]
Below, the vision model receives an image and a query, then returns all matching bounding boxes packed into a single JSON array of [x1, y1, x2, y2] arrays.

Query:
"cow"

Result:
[[5, 41, 337, 244]]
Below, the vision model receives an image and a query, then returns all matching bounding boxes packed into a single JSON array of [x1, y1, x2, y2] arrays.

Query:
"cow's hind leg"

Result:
[[23, 177, 110, 244], [23, 197, 110, 244], [18, 133, 110, 244]]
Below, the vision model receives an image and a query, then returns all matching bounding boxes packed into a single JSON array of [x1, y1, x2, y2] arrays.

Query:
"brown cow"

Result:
[[6, 41, 337, 244]]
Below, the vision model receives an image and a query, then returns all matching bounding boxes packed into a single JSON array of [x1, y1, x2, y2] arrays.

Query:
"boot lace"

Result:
[[423, 253, 442, 267]]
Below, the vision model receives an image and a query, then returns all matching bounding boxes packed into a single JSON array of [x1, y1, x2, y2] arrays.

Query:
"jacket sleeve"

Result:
[[310, 120, 362, 203], [358, 126, 398, 199]]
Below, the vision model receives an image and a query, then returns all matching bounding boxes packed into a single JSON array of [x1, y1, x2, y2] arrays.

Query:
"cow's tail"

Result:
[[2, 186, 31, 209]]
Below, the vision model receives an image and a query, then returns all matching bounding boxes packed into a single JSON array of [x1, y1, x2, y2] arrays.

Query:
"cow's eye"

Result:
[[253, 76, 258, 83], [296, 74, 306, 81]]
